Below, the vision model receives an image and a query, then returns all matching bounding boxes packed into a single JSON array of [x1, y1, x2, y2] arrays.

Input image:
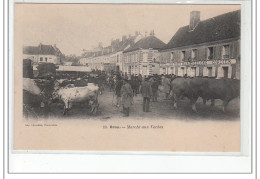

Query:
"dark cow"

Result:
[[196, 78, 240, 112], [129, 78, 140, 96], [170, 78, 199, 112], [170, 78, 240, 112]]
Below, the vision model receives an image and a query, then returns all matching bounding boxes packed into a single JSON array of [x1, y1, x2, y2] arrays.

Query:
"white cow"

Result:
[[52, 83, 99, 115], [23, 78, 41, 95]]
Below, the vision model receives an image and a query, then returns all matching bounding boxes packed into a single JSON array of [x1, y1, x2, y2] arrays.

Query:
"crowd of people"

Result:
[[112, 73, 176, 117]]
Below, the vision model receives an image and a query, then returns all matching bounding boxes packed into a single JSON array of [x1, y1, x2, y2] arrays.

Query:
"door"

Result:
[[223, 67, 228, 78], [191, 67, 196, 77], [180, 67, 185, 77], [207, 67, 212, 77]]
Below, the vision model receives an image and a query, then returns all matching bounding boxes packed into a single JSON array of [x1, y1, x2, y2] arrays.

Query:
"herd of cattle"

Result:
[[23, 73, 240, 118]]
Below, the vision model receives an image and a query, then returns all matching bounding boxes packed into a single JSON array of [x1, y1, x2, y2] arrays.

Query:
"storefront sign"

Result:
[[212, 59, 236, 65], [172, 59, 236, 66]]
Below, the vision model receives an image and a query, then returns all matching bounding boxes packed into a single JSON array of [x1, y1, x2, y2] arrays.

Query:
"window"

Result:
[[143, 53, 148, 62], [191, 49, 198, 61], [207, 67, 213, 77], [207, 47, 214, 60], [171, 52, 175, 60], [222, 45, 230, 59], [45, 57, 48, 62], [40, 57, 43, 61], [222, 67, 229, 78], [181, 51, 186, 61]]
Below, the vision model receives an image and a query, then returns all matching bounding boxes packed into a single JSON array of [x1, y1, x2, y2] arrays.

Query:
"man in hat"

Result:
[[120, 79, 133, 117], [161, 75, 171, 100], [140, 77, 153, 112], [150, 76, 159, 102], [114, 75, 123, 108]]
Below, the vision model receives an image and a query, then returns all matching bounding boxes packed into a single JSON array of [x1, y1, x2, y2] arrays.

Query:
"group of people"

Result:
[[113, 74, 173, 117]]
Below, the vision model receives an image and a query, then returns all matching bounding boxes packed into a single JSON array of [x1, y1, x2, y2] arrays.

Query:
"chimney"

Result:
[[150, 30, 154, 36], [39, 43, 42, 51], [145, 31, 148, 37], [122, 35, 127, 42], [189, 11, 200, 31]]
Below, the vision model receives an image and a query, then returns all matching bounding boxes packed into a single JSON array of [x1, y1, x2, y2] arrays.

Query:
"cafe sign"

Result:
[[174, 59, 236, 66]]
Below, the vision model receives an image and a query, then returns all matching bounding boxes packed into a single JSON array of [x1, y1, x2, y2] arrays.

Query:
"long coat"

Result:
[[120, 83, 133, 108], [115, 80, 123, 97], [161, 77, 171, 93], [140, 81, 153, 98]]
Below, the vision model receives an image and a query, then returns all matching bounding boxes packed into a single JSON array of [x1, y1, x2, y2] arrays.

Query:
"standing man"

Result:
[[150, 77, 159, 102], [120, 79, 133, 117], [114, 75, 123, 108], [161, 75, 171, 100], [140, 77, 153, 112]]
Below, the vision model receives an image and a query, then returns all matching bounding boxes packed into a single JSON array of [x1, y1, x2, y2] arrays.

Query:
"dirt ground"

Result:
[[28, 88, 240, 121]]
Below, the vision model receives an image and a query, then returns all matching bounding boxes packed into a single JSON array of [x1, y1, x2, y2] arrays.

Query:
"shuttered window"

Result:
[[222, 45, 230, 59], [191, 49, 198, 61], [207, 47, 214, 60]]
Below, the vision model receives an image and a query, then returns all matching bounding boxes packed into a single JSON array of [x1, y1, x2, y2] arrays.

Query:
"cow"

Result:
[[129, 78, 140, 96], [52, 83, 99, 115], [170, 78, 240, 113], [23, 78, 44, 118], [196, 78, 240, 112], [170, 78, 200, 112]]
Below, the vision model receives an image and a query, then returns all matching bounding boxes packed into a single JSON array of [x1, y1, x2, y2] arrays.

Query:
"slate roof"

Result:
[[116, 36, 137, 52], [23, 44, 57, 55], [123, 35, 166, 53], [162, 10, 240, 51]]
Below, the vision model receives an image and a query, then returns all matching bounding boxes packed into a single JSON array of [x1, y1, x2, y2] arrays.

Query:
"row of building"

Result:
[[79, 10, 241, 79], [23, 10, 241, 79]]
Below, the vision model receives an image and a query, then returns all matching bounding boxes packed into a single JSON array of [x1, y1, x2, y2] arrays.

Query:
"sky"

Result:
[[15, 4, 240, 56]]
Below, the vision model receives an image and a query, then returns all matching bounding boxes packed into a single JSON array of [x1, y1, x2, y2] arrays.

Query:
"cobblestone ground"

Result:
[[28, 88, 240, 121]]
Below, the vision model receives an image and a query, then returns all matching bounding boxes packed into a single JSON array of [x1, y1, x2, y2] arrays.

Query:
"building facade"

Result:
[[123, 32, 165, 76], [159, 10, 240, 79], [79, 32, 143, 73], [23, 43, 63, 65]]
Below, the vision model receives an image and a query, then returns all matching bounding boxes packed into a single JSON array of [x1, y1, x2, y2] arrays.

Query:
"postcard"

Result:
[[14, 3, 242, 152]]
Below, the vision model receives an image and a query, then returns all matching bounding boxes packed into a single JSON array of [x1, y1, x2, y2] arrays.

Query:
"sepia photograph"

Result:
[[14, 3, 242, 152]]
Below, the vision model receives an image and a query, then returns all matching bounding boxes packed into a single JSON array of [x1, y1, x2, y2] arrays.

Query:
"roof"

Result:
[[23, 44, 57, 55], [162, 10, 240, 51], [116, 36, 137, 52], [123, 35, 166, 53], [82, 35, 141, 58]]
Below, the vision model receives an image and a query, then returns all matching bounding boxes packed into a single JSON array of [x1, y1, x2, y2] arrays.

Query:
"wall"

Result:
[[159, 39, 240, 79], [23, 54, 60, 64], [123, 49, 160, 76]]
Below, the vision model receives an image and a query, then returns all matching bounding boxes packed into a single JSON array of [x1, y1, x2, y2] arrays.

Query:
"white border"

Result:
[[6, 0, 254, 175]]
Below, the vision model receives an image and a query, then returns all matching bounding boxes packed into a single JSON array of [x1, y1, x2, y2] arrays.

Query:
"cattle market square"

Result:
[[22, 9, 241, 121]]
